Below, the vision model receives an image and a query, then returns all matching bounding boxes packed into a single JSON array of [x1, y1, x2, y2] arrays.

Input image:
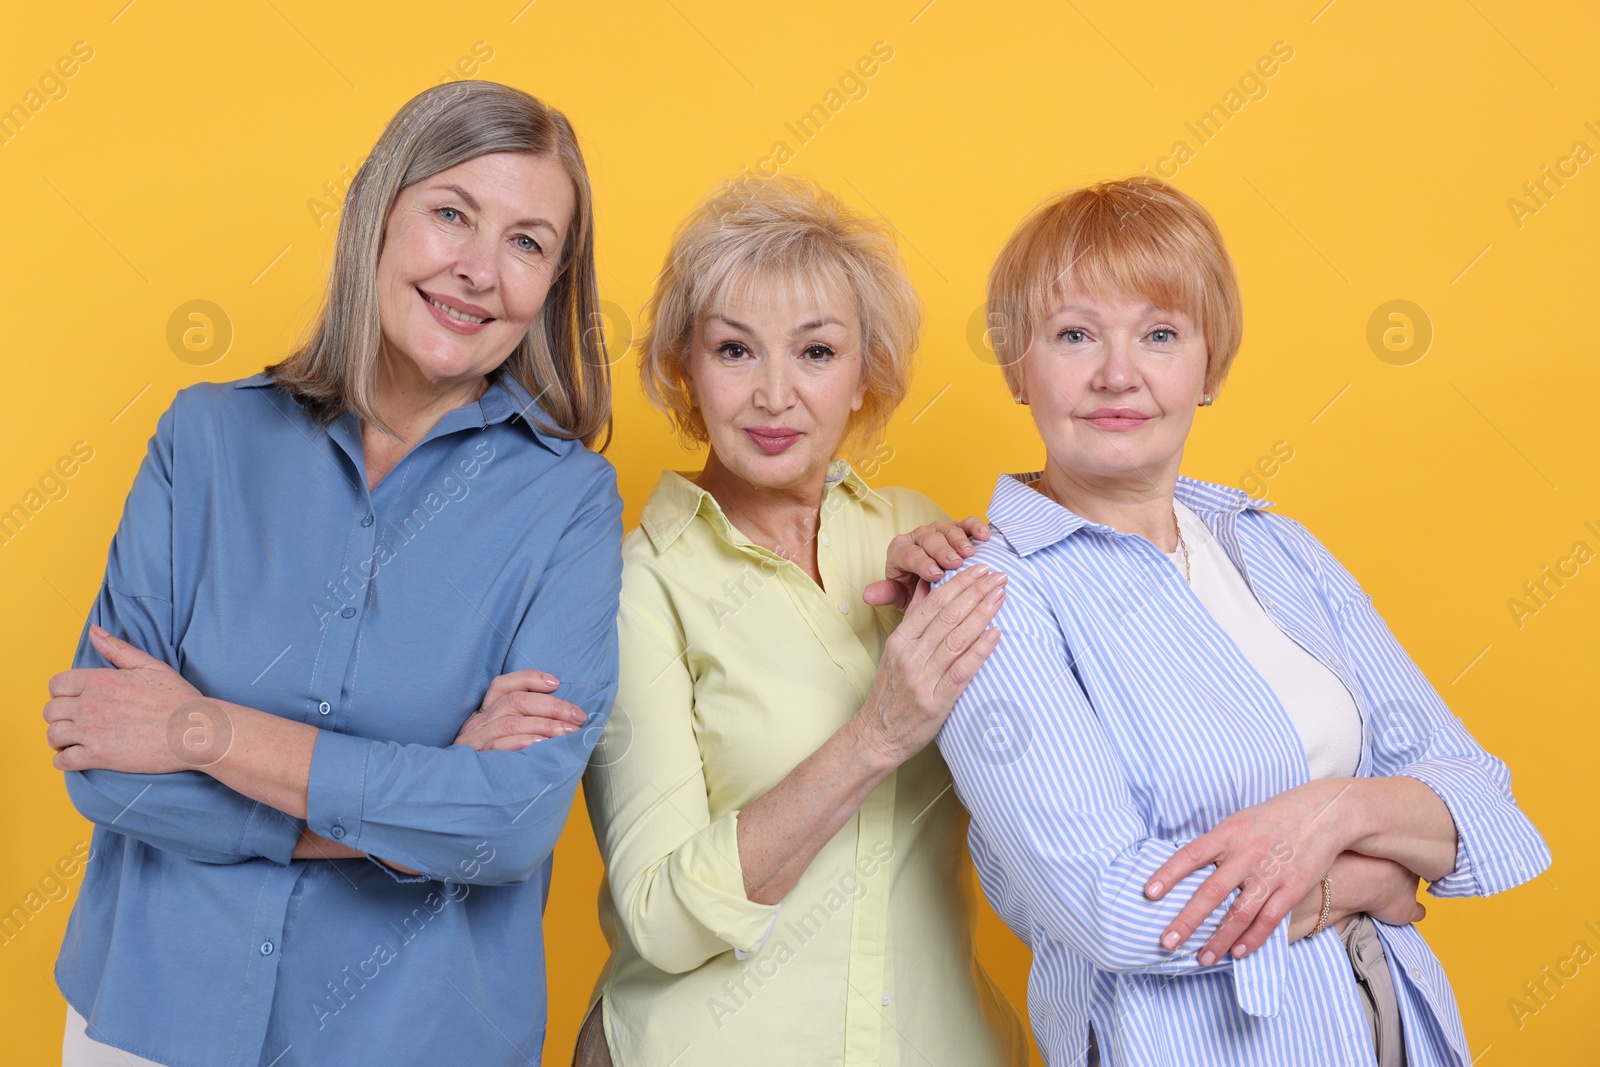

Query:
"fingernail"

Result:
[[971, 564, 990, 577], [543, 673, 558, 686], [1199, 950, 1215, 967], [563, 724, 577, 734], [1161, 930, 1180, 950], [1232, 943, 1247, 958], [1146, 880, 1163, 897]]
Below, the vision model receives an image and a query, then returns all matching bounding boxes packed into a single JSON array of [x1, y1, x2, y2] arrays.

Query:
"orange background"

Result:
[[2, 1, 1596, 1063]]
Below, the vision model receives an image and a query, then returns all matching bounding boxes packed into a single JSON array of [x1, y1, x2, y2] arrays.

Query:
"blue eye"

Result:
[[1059, 328, 1088, 343], [1150, 328, 1177, 343], [437, 207, 462, 223], [514, 235, 542, 253]]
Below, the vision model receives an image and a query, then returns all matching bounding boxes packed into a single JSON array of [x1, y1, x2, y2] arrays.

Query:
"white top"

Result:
[[1165, 501, 1362, 779]]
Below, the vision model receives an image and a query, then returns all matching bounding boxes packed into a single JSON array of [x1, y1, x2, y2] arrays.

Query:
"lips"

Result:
[[743, 427, 802, 455], [1081, 408, 1152, 431], [418, 288, 494, 335]]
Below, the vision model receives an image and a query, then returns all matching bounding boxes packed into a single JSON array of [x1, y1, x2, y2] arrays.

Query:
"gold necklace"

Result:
[[1173, 508, 1191, 584]]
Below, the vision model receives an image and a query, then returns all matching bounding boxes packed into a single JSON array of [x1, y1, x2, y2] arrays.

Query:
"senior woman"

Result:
[[931, 178, 1551, 1066], [42, 81, 620, 1067], [582, 176, 1024, 1065]]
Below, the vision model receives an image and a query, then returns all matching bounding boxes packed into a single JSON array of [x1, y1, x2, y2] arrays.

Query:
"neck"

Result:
[[694, 451, 827, 569], [1036, 457, 1181, 551], [370, 348, 491, 446]]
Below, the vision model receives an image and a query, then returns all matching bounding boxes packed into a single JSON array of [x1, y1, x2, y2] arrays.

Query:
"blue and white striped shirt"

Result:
[[937, 472, 1549, 1067]]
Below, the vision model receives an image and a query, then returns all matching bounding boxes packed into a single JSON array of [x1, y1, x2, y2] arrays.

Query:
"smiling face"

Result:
[[684, 274, 866, 494], [1019, 288, 1210, 490], [374, 151, 575, 397]]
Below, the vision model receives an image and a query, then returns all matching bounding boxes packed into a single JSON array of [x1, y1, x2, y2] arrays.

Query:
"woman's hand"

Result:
[[44, 626, 204, 774], [453, 669, 588, 752], [1286, 851, 1425, 943], [863, 516, 991, 611], [1143, 777, 1359, 966], [849, 563, 1006, 768]]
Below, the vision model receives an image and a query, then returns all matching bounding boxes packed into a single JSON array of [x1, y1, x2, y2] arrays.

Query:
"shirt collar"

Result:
[[987, 471, 1271, 557], [237, 371, 561, 454], [639, 458, 884, 554]]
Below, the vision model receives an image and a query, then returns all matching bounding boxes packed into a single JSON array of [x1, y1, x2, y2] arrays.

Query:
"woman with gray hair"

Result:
[[43, 81, 619, 1066]]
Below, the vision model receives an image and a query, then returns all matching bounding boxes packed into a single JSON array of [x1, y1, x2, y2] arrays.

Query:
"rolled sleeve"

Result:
[[1399, 757, 1549, 898], [670, 811, 783, 957]]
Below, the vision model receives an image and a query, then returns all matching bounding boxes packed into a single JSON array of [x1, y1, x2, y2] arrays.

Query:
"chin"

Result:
[[729, 447, 823, 490]]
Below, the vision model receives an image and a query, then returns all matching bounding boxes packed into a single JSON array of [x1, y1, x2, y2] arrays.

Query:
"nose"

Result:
[[452, 232, 497, 293], [752, 353, 798, 414], [1093, 334, 1140, 393]]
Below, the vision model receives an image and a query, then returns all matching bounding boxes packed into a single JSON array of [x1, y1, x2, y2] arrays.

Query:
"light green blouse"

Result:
[[583, 461, 1027, 1066]]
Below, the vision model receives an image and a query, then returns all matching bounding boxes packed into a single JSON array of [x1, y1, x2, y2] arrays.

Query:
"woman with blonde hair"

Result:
[[476, 175, 1029, 1066], [931, 177, 1549, 1065], [44, 80, 619, 1066]]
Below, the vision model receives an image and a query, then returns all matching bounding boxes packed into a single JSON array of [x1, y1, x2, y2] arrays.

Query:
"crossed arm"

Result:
[[891, 516, 1545, 971]]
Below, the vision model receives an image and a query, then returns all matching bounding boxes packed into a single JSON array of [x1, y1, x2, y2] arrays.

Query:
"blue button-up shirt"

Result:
[[55, 372, 621, 1067], [938, 473, 1549, 1067]]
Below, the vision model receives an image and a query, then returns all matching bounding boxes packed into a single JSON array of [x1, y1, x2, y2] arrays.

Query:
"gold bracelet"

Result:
[[1310, 876, 1334, 936]]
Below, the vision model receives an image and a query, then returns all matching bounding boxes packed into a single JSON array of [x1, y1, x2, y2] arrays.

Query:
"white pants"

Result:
[[62, 1005, 168, 1067]]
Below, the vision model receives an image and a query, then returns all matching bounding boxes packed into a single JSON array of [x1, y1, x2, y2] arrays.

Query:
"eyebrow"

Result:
[[707, 314, 847, 334], [430, 182, 559, 233]]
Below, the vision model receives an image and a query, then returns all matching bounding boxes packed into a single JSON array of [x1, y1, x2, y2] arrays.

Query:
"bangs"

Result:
[[701, 255, 855, 330], [987, 177, 1242, 391]]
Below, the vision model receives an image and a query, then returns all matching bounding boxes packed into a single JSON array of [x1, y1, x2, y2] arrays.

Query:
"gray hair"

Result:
[[268, 80, 612, 447]]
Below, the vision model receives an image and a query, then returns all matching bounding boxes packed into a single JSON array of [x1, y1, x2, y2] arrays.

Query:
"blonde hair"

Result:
[[268, 80, 612, 448], [638, 176, 920, 454], [986, 177, 1242, 396]]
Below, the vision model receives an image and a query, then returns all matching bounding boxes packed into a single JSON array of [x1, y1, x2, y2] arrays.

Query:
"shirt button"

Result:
[[330, 824, 346, 840], [361, 514, 374, 527], [881, 992, 892, 1005], [260, 940, 274, 956], [340, 606, 357, 619], [821, 532, 831, 547], [1411, 967, 1423, 981], [317, 701, 331, 716], [1262, 598, 1276, 609], [837, 601, 850, 614]]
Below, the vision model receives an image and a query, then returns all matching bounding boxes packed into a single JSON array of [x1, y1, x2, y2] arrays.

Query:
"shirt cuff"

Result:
[[306, 728, 373, 853], [1399, 762, 1547, 898], [364, 853, 431, 884], [1228, 920, 1288, 1018], [241, 802, 303, 866], [734, 909, 783, 959], [671, 811, 783, 956]]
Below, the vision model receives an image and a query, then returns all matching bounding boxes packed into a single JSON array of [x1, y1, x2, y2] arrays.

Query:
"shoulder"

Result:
[[1237, 505, 1369, 604], [939, 536, 1060, 634], [868, 485, 949, 529]]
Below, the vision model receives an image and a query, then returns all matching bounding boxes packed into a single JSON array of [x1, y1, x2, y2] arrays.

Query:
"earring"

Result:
[[1199, 393, 1214, 407], [1013, 396, 1028, 405]]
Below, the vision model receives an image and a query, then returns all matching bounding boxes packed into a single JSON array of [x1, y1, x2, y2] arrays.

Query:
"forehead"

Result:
[[414, 152, 575, 229]]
